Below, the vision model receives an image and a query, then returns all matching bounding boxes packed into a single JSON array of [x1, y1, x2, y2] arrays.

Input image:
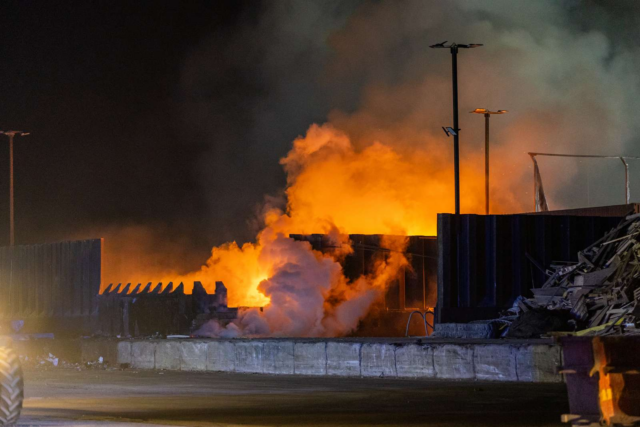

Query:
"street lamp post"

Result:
[[469, 109, 508, 215], [0, 131, 29, 246], [430, 41, 483, 215]]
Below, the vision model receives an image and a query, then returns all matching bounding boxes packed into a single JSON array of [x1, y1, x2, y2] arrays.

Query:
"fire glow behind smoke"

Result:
[[166, 124, 494, 337], [99, 1, 640, 337]]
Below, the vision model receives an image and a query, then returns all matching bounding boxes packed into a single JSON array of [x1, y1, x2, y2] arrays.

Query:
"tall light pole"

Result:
[[0, 131, 29, 246], [430, 41, 483, 214], [469, 109, 507, 215]]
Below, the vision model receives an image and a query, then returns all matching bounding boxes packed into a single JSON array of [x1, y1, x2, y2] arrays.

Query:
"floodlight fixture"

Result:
[[431, 41, 483, 214], [429, 42, 484, 49], [442, 127, 457, 137], [0, 130, 29, 137]]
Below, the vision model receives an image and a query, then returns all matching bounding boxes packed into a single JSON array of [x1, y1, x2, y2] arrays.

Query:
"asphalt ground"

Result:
[[18, 368, 569, 426]]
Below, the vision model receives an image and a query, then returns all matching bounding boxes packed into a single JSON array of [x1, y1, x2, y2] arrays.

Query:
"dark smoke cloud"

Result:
[[179, 1, 359, 244], [180, 0, 640, 239]]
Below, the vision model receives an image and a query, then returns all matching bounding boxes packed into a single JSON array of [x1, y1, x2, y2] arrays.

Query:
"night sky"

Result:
[[0, 1, 256, 255], [3, 1, 640, 276]]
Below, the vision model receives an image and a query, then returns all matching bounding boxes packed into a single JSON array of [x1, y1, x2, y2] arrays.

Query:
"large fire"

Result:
[[104, 123, 503, 337]]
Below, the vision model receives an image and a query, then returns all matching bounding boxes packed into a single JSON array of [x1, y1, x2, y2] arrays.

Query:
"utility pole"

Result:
[[430, 41, 483, 214], [0, 131, 29, 246], [470, 109, 508, 214]]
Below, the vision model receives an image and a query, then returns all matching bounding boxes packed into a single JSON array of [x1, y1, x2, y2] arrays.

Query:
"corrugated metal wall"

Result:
[[437, 214, 623, 323], [0, 239, 102, 334]]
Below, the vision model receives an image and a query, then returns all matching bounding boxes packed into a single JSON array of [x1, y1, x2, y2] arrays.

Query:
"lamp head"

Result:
[[0, 130, 29, 137]]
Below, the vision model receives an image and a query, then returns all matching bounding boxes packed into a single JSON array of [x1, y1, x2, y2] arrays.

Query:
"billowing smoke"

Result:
[[175, 1, 640, 337], [181, 0, 640, 238], [192, 227, 409, 338], [177, 125, 415, 337]]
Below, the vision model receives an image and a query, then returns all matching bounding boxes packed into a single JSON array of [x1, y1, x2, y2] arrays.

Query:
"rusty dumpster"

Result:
[[560, 336, 640, 426]]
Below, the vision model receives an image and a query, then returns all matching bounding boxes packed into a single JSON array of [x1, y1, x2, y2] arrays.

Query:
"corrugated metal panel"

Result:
[[437, 214, 623, 323], [0, 239, 102, 334]]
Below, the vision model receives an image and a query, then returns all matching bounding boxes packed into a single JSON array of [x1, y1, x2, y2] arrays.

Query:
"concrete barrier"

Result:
[[433, 344, 475, 379], [395, 344, 435, 378], [156, 341, 181, 370], [327, 342, 361, 377], [104, 338, 562, 383], [235, 341, 263, 373], [263, 341, 294, 375], [180, 341, 208, 371], [207, 341, 235, 372], [361, 343, 396, 378], [116, 341, 132, 365], [130, 341, 155, 369], [515, 344, 562, 383], [294, 342, 326, 375], [474, 345, 517, 381]]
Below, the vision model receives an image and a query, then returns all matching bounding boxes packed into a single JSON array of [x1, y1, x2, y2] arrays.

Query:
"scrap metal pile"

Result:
[[508, 214, 640, 337]]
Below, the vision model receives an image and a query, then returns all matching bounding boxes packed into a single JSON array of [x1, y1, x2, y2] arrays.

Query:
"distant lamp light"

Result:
[[469, 109, 508, 215], [470, 109, 508, 115]]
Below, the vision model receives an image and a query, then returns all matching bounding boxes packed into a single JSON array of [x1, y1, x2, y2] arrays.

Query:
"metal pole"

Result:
[[620, 157, 630, 204], [451, 46, 460, 215], [529, 153, 637, 206], [529, 154, 537, 212], [9, 134, 14, 246], [485, 113, 490, 215]]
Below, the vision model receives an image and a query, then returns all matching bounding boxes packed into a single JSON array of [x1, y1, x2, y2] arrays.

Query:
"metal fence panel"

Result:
[[437, 214, 623, 323], [0, 239, 102, 335]]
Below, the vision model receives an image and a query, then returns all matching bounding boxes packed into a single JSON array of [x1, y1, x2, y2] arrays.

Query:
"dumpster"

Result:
[[560, 336, 640, 426]]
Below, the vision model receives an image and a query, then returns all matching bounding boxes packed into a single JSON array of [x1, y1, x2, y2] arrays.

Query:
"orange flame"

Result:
[[105, 123, 506, 336]]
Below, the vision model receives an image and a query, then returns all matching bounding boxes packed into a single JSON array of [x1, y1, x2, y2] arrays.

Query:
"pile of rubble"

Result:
[[508, 213, 640, 337]]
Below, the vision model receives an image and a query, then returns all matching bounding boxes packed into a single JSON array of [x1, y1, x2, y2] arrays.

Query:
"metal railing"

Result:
[[405, 309, 434, 337]]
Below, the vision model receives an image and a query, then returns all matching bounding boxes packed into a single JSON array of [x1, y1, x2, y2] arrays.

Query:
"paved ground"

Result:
[[18, 368, 569, 426]]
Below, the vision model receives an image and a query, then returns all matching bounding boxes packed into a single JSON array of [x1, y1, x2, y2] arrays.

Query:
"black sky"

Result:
[[0, 1, 255, 252]]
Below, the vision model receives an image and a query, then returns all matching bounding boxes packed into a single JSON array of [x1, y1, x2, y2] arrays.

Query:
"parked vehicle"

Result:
[[0, 338, 22, 426]]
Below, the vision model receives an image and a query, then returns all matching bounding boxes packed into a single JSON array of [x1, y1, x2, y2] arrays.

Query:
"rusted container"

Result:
[[591, 336, 640, 426], [559, 337, 601, 426], [559, 336, 640, 426]]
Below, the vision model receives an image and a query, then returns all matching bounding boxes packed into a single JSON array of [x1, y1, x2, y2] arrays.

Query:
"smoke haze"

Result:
[[181, 0, 640, 238], [4, 1, 640, 328]]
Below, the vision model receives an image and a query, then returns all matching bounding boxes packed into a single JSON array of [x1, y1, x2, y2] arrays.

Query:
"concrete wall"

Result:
[[82, 338, 562, 383]]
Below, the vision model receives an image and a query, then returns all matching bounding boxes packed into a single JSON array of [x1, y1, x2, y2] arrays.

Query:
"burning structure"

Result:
[[101, 125, 453, 338], [93, 2, 640, 340]]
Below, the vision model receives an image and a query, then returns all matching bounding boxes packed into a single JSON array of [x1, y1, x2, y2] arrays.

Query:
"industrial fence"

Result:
[[0, 239, 102, 335], [436, 213, 624, 323], [97, 281, 232, 337]]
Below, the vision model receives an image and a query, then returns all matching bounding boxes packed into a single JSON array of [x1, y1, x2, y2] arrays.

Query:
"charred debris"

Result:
[[504, 213, 640, 338]]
